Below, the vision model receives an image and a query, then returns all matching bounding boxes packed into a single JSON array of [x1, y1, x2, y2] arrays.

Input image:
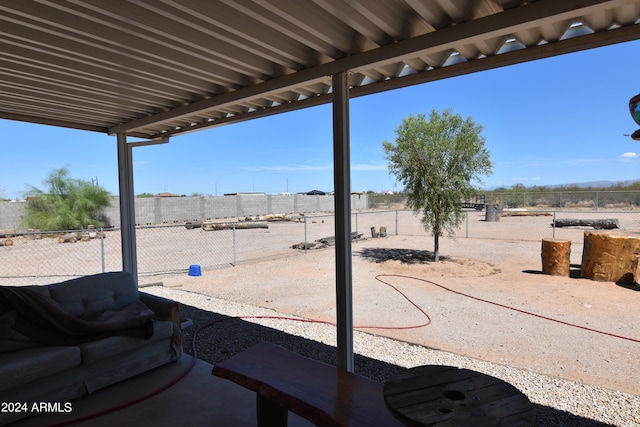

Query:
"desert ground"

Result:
[[155, 211, 640, 399], [3, 209, 639, 398]]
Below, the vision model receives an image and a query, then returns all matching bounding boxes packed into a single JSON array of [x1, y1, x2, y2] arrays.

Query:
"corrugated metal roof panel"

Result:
[[0, 0, 638, 138]]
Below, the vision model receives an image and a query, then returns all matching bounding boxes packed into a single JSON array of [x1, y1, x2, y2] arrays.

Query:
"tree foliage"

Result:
[[23, 168, 111, 231], [383, 109, 493, 260]]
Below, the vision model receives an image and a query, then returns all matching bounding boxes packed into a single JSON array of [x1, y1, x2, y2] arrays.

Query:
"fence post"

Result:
[[552, 211, 556, 238], [232, 223, 237, 266], [395, 210, 398, 235], [466, 211, 469, 238], [355, 212, 358, 242], [304, 216, 307, 254], [100, 228, 105, 273]]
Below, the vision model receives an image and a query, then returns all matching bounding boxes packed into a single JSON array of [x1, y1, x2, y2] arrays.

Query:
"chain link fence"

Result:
[[2, 208, 640, 286], [0, 212, 399, 286]]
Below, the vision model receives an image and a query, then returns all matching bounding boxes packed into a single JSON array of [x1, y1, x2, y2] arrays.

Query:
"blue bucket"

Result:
[[188, 264, 202, 276]]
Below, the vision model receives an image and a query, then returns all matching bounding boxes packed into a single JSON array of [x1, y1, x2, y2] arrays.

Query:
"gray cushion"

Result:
[[0, 346, 81, 392], [78, 319, 174, 365], [47, 272, 138, 316]]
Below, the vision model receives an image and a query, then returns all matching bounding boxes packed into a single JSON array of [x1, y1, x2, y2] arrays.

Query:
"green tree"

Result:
[[383, 109, 492, 261], [23, 168, 111, 231]]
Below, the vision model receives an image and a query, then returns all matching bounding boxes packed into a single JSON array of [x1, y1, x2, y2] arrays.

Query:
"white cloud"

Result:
[[621, 152, 639, 158]]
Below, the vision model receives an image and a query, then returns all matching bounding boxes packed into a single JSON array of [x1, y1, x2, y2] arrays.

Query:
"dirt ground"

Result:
[[3, 209, 639, 396], [161, 226, 640, 397]]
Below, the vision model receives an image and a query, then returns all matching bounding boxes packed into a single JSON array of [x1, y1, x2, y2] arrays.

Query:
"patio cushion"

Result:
[[47, 272, 139, 317], [78, 319, 174, 365], [0, 346, 81, 392]]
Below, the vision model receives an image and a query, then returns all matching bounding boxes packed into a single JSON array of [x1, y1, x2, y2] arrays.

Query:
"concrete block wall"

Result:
[[0, 202, 25, 230], [0, 194, 369, 230], [269, 195, 295, 214]]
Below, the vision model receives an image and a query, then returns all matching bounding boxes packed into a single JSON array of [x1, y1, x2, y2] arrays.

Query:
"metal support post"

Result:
[[117, 133, 138, 284], [332, 71, 354, 372]]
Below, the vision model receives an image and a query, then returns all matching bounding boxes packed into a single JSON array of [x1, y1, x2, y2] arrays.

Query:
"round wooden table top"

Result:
[[383, 365, 537, 426]]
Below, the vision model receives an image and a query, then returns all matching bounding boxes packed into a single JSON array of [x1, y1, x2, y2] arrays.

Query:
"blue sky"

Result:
[[2, 39, 640, 199]]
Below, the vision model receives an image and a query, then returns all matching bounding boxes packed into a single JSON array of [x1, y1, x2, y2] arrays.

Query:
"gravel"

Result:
[[144, 286, 640, 427]]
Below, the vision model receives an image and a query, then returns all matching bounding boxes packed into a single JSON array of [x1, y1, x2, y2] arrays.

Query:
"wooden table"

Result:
[[383, 365, 537, 426], [212, 341, 404, 427]]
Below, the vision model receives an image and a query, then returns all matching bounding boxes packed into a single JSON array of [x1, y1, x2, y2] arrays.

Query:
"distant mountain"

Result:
[[485, 179, 640, 191], [543, 179, 640, 189]]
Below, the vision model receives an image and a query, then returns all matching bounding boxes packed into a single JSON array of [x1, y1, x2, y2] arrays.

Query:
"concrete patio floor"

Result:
[[11, 356, 313, 427]]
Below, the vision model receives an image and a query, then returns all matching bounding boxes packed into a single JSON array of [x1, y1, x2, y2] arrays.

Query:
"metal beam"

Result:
[[116, 133, 138, 284], [332, 71, 354, 372], [109, 0, 620, 135]]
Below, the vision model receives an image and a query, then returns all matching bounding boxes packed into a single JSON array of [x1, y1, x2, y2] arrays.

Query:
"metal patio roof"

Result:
[[2, 0, 639, 140]]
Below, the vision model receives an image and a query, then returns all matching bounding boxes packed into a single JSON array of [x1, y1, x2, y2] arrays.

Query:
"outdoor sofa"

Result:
[[0, 271, 182, 425]]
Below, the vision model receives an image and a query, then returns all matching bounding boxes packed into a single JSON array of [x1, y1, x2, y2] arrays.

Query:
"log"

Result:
[[0, 228, 16, 238], [291, 232, 364, 249], [370, 226, 378, 238], [0, 238, 13, 247], [290, 242, 327, 250], [502, 211, 552, 217], [26, 229, 42, 240], [554, 218, 619, 229], [317, 232, 362, 246], [581, 230, 640, 283], [541, 238, 571, 276], [202, 222, 268, 231], [57, 232, 79, 243], [185, 221, 203, 230]]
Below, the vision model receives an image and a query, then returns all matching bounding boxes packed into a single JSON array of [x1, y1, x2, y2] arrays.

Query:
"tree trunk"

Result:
[[541, 238, 571, 276], [434, 234, 440, 261], [581, 230, 640, 283]]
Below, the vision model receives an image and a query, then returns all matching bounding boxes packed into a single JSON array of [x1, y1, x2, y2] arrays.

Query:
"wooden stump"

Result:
[[485, 204, 502, 222], [541, 238, 571, 276], [580, 230, 640, 283], [632, 254, 640, 284]]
